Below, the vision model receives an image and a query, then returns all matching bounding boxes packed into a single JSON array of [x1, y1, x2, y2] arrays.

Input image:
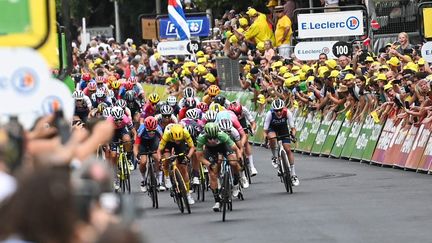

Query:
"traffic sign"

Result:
[[332, 41, 352, 57]]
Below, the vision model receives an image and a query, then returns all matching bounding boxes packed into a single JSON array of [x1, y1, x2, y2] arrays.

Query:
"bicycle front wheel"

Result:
[[175, 169, 191, 214], [149, 159, 159, 208], [221, 171, 230, 222], [122, 154, 131, 194], [280, 150, 293, 194]]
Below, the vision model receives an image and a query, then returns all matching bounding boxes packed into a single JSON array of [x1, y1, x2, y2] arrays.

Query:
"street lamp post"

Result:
[[114, 0, 121, 42]]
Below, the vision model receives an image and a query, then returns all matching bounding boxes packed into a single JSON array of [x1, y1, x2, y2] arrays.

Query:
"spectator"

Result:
[[235, 8, 275, 46], [274, 5, 293, 48]]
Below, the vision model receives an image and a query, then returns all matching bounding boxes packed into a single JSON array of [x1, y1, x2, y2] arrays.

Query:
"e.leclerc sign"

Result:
[[159, 15, 210, 39], [297, 10, 364, 39]]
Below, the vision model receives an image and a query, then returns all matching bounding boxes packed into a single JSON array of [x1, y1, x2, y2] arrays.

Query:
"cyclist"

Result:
[[88, 102, 108, 119], [202, 85, 220, 105], [196, 122, 244, 212], [178, 97, 197, 120], [91, 88, 113, 107], [157, 124, 195, 205], [77, 73, 92, 91], [83, 81, 97, 97], [124, 90, 142, 119], [178, 87, 200, 108], [228, 102, 258, 176], [72, 90, 93, 122], [196, 102, 209, 113], [263, 99, 299, 186], [211, 95, 231, 108], [108, 106, 137, 190], [140, 93, 160, 121], [134, 116, 164, 192], [111, 79, 122, 100], [119, 77, 145, 100], [167, 95, 180, 116], [116, 99, 132, 120], [154, 104, 178, 131]]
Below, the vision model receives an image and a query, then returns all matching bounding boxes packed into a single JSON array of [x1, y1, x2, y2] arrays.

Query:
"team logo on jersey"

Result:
[[11, 68, 38, 94], [42, 96, 63, 115]]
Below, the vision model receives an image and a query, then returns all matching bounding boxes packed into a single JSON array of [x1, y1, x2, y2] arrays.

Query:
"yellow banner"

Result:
[[424, 8, 432, 39]]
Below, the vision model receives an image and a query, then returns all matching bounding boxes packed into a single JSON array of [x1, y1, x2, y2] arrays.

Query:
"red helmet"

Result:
[[197, 102, 209, 112], [128, 76, 139, 84], [144, 116, 158, 131], [82, 73, 91, 82], [124, 81, 134, 90], [228, 102, 242, 116], [88, 81, 97, 91]]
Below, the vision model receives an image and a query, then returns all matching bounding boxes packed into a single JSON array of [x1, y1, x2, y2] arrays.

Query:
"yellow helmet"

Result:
[[148, 93, 160, 104], [209, 103, 225, 112], [207, 85, 220, 96], [111, 80, 121, 89], [170, 124, 184, 141]]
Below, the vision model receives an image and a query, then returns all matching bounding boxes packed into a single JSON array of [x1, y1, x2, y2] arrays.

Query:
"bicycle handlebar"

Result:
[[161, 153, 185, 162]]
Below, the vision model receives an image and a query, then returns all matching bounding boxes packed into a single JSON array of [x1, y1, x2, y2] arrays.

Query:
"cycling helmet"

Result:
[[218, 119, 233, 133], [148, 93, 160, 104], [144, 116, 158, 131], [186, 108, 200, 120], [125, 90, 136, 101], [170, 124, 184, 141], [116, 99, 127, 109], [128, 76, 139, 84], [95, 89, 106, 98], [111, 80, 121, 89], [228, 102, 242, 116], [88, 81, 97, 91], [97, 102, 108, 113], [213, 95, 226, 106], [160, 104, 174, 116], [102, 107, 112, 118], [82, 73, 91, 82], [184, 97, 196, 109], [209, 103, 224, 112], [204, 110, 218, 122], [107, 89, 115, 99], [72, 90, 85, 100], [207, 85, 220, 96], [167, 95, 177, 106], [183, 87, 195, 98], [124, 81, 134, 90], [204, 122, 219, 138], [108, 75, 117, 84], [271, 99, 285, 110], [185, 125, 197, 138], [197, 102, 209, 112], [111, 106, 124, 120], [95, 76, 106, 84]]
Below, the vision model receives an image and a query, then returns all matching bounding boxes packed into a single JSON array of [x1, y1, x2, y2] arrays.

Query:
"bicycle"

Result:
[[113, 141, 132, 194], [218, 157, 244, 222], [140, 151, 159, 209], [161, 153, 191, 214], [192, 162, 209, 202], [268, 134, 295, 194]]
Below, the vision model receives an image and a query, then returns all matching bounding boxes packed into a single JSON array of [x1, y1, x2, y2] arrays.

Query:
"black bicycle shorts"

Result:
[[204, 143, 234, 165], [164, 141, 189, 164], [138, 136, 160, 155]]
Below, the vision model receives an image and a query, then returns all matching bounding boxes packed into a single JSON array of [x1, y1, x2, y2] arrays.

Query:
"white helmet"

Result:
[[218, 119, 232, 133], [160, 104, 174, 116], [271, 99, 285, 110], [204, 110, 218, 122], [96, 89, 106, 98], [186, 108, 200, 120], [72, 90, 85, 100], [183, 87, 195, 98], [167, 95, 177, 106], [103, 107, 112, 118], [111, 106, 124, 120]]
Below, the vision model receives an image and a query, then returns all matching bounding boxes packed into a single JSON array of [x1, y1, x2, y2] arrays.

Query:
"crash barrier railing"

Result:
[[143, 84, 432, 174]]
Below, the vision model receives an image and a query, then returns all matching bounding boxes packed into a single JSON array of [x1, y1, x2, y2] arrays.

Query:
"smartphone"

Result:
[[53, 110, 71, 144]]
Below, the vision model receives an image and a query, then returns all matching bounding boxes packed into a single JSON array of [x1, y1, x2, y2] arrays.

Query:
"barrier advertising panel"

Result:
[[361, 121, 384, 162], [330, 119, 352, 158], [340, 121, 363, 159], [321, 113, 345, 155], [405, 124, 431, 170], [371, 118, 397, 164], [395, 125, 419, 168], [296, 112, 314, 152], [303, 114, 322, 153], [311, 113, 333, 154], [382, 123, 407, 166], [417, 126, 432, 172], [350, 116, 374, 160]]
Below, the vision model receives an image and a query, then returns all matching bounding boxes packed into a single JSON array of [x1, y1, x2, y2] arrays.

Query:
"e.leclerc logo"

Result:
[[301, 16, 360, 30], [11, 68, 38, 94], [42, 96, 63, 115]]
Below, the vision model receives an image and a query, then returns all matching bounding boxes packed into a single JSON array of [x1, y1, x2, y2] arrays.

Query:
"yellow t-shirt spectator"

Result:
[[275, 15, 292, 47], [244, 13, 275, 46]]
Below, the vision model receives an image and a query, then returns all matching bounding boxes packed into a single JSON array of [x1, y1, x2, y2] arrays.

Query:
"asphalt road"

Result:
[[129, 146, 432, 243]]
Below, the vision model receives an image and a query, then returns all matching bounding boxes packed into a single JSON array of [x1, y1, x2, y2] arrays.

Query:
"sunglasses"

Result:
[[148, 130, 156, 134], [162, 115, 171, 118], [208, 136, 218, 141], [274, 109, 283, 113]]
